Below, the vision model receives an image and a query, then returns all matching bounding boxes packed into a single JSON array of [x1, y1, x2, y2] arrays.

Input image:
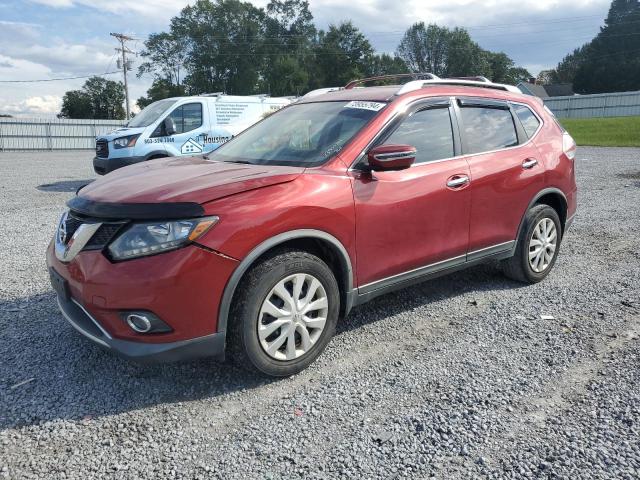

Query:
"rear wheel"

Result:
[[502, 204, 562, 283], [228, 249, 340, 377]]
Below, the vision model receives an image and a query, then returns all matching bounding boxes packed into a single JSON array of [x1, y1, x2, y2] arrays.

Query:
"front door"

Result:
[[164, 101, 209, 157], [351, 100, 471, 292]]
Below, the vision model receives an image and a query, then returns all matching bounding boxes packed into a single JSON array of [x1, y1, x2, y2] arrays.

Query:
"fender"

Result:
[[216, 229, 355, 334], [515, 187, 568, 246]]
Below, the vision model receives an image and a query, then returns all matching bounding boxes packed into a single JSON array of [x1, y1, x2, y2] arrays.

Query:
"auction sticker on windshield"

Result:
[[344, 101, 386, 111]]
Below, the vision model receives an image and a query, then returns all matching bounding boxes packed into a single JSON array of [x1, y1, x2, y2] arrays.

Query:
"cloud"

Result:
[[3, 95, 62, 115], [28, 0, 192, 20]]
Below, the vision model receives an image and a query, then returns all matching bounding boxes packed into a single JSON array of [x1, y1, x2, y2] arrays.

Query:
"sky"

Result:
[[0, 0, 613, 117]]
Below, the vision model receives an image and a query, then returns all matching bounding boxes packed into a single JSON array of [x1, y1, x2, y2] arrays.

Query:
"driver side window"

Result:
[[168, 103, 203, 134], [384, 107, 454, 164]]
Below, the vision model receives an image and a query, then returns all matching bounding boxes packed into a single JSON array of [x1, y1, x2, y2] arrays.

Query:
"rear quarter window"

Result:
[[513, 104, 541, 138], [459, 107, 518, 154]]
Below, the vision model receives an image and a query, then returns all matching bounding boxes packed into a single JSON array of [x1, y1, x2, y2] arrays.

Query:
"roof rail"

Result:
[[300, 87, 344, 100], [200, 92, 225, 97], [345, 73, 439, 90], [447, 76, 491, 83], [396, 78, 522, 95]]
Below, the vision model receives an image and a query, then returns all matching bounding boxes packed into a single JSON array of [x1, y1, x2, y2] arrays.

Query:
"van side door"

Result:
[[160, 101, 209, 157]]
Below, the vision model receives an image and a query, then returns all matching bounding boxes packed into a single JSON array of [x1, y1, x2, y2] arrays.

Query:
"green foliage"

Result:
[[561, 116, 640, 147], [137, 32, 188, 86], [554, 0, 640, 93], [137, 79, 186, 109], [313, 22, 375, 87], [136, 0, 528, 100], [396, 23, 530, 82], [58, 76, 125, 119]]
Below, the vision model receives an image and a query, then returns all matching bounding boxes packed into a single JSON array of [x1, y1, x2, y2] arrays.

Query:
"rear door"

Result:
[[456, 97, 545, 255]]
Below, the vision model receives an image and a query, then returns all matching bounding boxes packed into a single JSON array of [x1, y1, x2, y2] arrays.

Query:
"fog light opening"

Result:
[[126, 314, 152, 333]]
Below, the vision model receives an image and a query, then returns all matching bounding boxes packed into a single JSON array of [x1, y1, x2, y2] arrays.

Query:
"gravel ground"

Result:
[[0, 148, 639, 479]]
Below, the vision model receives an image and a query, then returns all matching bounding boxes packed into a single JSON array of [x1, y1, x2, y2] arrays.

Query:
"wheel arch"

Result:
[[517, 187, 568, 240], [217, 230, 355, 335], [144, 151, 170, 160]]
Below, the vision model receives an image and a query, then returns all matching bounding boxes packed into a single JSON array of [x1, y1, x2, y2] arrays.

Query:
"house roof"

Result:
[[517, 82, 549, 98], [517, 82, 575, 98], [543, 84, 574, 97]]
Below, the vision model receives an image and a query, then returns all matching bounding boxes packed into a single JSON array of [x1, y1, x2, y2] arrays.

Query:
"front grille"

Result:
[[84, 224, 123, 250], [64, 214, 84, 242], [96, 139, 109, 158]]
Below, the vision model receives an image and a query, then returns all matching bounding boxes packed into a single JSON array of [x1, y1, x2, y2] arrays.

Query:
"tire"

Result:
[[228, 249, 340, 377], [501, 204, 562, 284]]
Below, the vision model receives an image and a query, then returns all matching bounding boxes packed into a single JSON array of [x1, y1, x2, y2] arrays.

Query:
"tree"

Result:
[[446, 27, 491, 77], [59, 76, 125, 119], [368, 54, 409, 77], [313, 22, 375, 87], [556, 0, 640, 93], [171, 0, 266, 95], [396, 23, 448, 75], [260, 0, 315, 95], [486, 52, 531, 84], [553, 45, 590, 84], [137, 79, 186, 109], [396, 23, 529, 82], [137, 32, 189, 87]]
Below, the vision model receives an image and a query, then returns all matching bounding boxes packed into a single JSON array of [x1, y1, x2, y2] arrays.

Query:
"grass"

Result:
[[560, 116, 640, 147]]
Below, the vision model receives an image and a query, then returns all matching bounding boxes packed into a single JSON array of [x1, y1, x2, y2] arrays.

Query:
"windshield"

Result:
[[128, 99, 178, 128], [210, 101, 384, 167]]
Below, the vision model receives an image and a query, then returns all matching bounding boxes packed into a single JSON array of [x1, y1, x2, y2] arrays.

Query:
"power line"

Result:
[[0, 71, 120, 83]]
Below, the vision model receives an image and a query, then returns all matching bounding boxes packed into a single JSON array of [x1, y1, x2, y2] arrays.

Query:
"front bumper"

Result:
[[57, 294, 225, 362], [93, 155, 144, 175], [46, 239, 239, 362]]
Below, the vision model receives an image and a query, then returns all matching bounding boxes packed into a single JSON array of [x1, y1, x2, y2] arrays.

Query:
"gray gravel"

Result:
[[1, 148, 639, 479]]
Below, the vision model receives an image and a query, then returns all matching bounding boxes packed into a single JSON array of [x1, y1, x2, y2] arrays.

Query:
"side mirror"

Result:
[[367, 144, 416, 171], [164, 117, 177, 136]]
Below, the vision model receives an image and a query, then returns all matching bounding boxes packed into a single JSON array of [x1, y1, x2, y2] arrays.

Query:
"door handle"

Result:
[[522, 158, 538, 169], [446, 175, 470, 188]]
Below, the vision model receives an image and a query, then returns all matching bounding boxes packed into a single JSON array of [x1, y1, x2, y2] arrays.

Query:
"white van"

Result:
[[93, 94, 292, 175]]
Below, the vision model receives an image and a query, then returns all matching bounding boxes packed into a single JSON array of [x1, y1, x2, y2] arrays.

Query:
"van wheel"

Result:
[[228, 249, 340, 377], [502, 204, 562, 284]]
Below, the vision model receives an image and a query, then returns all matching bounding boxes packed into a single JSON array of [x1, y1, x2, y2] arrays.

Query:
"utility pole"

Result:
[[110, 33, 134, 120]]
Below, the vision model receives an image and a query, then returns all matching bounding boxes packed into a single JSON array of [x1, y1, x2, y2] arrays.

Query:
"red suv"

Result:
[[46, 75, 577, 376]]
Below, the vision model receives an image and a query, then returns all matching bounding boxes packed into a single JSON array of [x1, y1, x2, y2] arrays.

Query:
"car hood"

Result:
[[79, 156, 304, 204], [98, 126, 146, 140]]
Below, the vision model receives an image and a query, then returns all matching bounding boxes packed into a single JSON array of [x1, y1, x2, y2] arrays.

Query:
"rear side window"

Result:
[[513, 104, 541, 138], [384, 107, 454, 164], [460, 107, 518, 154], [169, 103, 203, 134]]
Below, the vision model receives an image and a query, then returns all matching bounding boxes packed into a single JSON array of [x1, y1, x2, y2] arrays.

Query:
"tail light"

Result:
[[563, 132, 576, 160]]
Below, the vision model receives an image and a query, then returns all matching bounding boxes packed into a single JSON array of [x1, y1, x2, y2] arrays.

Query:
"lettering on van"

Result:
[[144, 137, 175, 144], [215, 103, 249, 125], [200, 134, 232, 145]]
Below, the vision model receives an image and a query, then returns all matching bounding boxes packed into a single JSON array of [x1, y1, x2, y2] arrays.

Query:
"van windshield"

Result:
[[210, 101, 384, 167], [128, 99, 178, 128]]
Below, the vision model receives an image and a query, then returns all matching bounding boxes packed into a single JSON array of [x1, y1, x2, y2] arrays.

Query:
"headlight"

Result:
[[113, 134, 140, 149], [107, 216, 219, 260]]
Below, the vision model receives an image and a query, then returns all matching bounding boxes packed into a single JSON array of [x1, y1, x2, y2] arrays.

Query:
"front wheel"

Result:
[[501, 204, 562, 283], [228, 250, 340, 377]]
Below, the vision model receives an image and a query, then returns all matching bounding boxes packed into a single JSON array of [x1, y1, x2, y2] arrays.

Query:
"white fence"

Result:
[[543, 91, 640, 119], [0, 117, 126, 151]]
